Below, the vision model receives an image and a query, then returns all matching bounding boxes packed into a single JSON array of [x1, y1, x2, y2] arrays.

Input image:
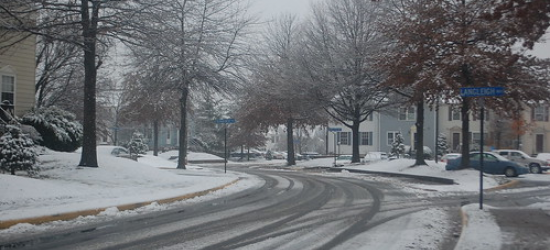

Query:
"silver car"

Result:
[[493, 149, 549, 174]]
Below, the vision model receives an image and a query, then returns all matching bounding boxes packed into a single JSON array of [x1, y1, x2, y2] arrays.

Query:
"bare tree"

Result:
[[300, 0, 398, 163], [124, 0, 254, 169], [378, 0, 550, 167], [119, 70, 180, 156], [238, 14, 328, 166]]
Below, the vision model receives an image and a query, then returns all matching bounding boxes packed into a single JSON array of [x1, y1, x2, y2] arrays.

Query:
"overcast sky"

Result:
[[250, 0, 319, 20], [249, 0, 549, 59], [532, 32, 550, 59]]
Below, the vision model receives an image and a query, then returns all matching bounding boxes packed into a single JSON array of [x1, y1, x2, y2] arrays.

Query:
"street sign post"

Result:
[[215, 119, 236, 173], [460, 87, 505, 209], [460, 87, 505, 98], [215, 118, 236, 124], [328, 128, 342, 166]]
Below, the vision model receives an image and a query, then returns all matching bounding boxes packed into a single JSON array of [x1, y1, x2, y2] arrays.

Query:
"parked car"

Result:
[[364, 152, 388, 164], [271, 152, 286, 159], [440, 153, 461, 163], [535, 153, 550, 166], [92, 145, 136, 160], [493, 149, 549, 174], [445, 152, 529, 177], [404, 145, 433, 160], [333, 155, 352, 167]]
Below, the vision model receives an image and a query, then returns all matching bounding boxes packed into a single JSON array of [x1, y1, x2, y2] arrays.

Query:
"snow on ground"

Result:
[[454, 204, 502, 250], [1, 150, 549, 249], [0, 149, 247, 222]]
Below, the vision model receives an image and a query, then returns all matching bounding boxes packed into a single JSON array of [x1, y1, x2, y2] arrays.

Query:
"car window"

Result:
[[484, 154, 497, 162], [498, 152, 507, 156], [511, 152, 522, 157]]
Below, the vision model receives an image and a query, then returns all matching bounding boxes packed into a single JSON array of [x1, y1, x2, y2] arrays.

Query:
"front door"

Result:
[[536, 134, 544, 153], [452, 133, 460, 152]]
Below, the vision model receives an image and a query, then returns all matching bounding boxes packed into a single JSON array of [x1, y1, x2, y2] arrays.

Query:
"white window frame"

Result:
[[534, 106, 548, 122], [1, 74, 15, 106], [360, 132, 373, 146], [451, 108, 461, 121], [398, 107, 415, 121], [337, 132, 351, 145]]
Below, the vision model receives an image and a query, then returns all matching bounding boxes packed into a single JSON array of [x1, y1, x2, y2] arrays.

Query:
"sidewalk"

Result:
[[457, 204, 550, 250]]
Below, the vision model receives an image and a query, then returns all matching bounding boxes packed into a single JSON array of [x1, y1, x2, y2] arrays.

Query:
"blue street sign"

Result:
[[328, 127, 342, 132], [215, 118, 236, 124], [460, 87, 505, 97]]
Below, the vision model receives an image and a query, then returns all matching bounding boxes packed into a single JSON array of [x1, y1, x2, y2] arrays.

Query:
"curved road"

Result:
[[2, 167, 549, 250]]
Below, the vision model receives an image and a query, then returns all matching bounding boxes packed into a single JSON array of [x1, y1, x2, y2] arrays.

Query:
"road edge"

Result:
[[0, 178, 240, 230]]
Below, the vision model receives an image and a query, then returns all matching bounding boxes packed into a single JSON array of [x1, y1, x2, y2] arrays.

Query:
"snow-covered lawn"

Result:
[[1, 150, 549, 249], [0, 149, 243, 222]]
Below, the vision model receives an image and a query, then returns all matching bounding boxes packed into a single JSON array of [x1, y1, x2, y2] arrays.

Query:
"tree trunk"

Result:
[[78, 0, 99, 168], [461, 98, 471, 168], [351, 119, 361, 163], [414, 101, 427, 166], [177, 86, 189, 169], [286, 118, 296, 166], [153, 119, 159, 156]]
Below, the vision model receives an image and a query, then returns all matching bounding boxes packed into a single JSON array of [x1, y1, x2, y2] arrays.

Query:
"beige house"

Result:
[[438, 103, 550, 156], [0, 34, 36, 118], [327, 102, 550, 157]]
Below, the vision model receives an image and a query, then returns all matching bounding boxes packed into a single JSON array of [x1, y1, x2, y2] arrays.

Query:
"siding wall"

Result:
[[0, 34, 37, 116]]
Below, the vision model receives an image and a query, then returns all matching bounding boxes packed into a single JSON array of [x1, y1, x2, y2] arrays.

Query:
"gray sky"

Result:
[[250, 0, 319, 19], [249, 0, 549, 59], [532, 32, 550, 59]]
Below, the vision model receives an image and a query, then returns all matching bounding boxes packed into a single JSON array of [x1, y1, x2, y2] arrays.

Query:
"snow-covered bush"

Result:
[[125, 131, 148, 155], [21, 107, 82, 152], [0, 125, 36, 175], [390, 132, 406, 158], [437, 133, 449, 156]]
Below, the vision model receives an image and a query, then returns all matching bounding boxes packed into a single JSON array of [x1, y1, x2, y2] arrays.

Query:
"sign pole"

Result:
[[333, 132, 337, 166], [460, 87, 505, 210], [479, 98, 485, 209], [224, 123, 227, 174], [214, 118, 236, 174], [328, 127, 342, 166]]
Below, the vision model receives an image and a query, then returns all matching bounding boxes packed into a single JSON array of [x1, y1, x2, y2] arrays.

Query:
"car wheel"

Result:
[[529, 164, 542, 174], [504, 167, 517, 177]]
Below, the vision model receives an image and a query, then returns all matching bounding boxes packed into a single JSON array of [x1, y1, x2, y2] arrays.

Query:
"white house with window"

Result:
[[0, 34, 36, 122], [327, 113, 378, 155]]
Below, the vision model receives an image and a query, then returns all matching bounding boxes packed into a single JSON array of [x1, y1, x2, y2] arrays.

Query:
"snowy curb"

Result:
[[485, 179, 520, 191], [455, 204, 501, 250], [332, 167, 455, 185], [0, 178, 240, 229]]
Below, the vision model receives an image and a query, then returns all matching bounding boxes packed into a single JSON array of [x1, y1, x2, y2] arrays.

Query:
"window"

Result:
[[360, 132, 373, 145], [1, 75, 15, 105], [510, 151, 523, 157], [533, 106, 549, 122], [449, 107, 461, 121], [337, 132, 351, 145], [387, 131, 399, 146], [366, 113, 374, 121], [398, 107, 415, 121]]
